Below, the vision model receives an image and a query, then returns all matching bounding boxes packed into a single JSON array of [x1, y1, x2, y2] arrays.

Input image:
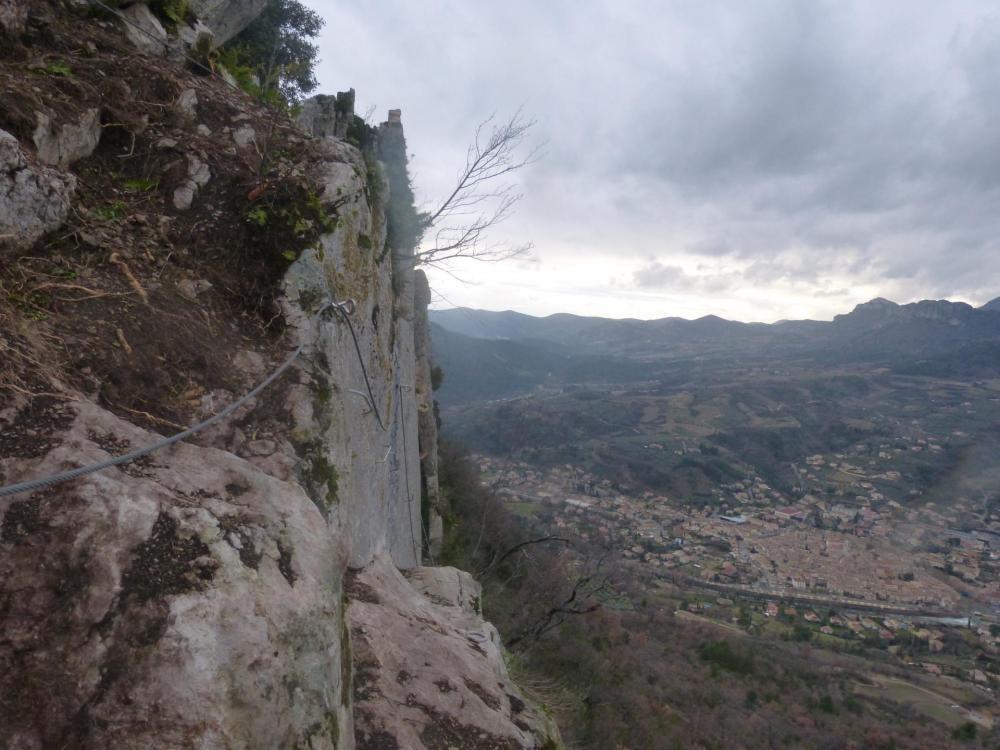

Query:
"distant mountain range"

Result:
[[430, 297, 1000, 403]]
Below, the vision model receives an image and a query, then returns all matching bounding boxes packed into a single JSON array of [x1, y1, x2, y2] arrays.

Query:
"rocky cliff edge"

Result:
[[0, 3, 558, 747]]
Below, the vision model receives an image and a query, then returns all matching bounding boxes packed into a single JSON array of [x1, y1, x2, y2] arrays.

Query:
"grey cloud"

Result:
[[308, 0, 1000, 317], [686, 239, 734, 258], [632, 261, 738, 294], [633, 262, 691, 289]]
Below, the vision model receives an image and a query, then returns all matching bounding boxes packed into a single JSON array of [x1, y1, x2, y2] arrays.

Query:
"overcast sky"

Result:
[[305, 0, 1000, 322]]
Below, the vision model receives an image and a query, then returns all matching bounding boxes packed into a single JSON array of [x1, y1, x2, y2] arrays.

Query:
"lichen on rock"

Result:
[[0, 402, 353, 749]]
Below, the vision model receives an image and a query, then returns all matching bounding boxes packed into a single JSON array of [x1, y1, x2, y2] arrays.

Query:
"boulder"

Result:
[[232, 125, 256, 149], [120, 3, 168, 56], [174, 89, 199, 123], [187, 0, 269, 46], [0, 401, 353, 749], [33, 108, 102, 169], [172, 154, 211, 210], [0, 129, 75, 254]]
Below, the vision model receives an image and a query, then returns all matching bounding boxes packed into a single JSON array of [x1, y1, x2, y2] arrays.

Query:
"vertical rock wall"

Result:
[[284, 104, 424, 571], [414, 270, 444, 556]]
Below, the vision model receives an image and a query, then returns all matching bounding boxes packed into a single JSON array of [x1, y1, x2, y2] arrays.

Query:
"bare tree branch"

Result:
[[505, 570, 609, 648], [477, 536, 571, 578], [504, 551, 613, 648], [417, 110, 538, 266]]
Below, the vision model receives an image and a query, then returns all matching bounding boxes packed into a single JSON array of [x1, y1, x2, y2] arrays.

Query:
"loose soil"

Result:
[[0, 0, 349, 432]]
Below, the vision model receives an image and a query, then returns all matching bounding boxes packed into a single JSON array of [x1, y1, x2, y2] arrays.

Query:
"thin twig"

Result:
[[115, 404, 186, 430], [109, 253, 149, 305], [31, 282, 128, 301], [477, 536, 571, 578], [115, 328, 133, 355], [0, 383, 76, 401]]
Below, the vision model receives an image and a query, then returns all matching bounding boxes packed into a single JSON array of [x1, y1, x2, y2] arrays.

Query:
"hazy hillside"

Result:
[[432, 298, 1000, 404], [981, 296, 1000, 312], [430, 323, 666, 403]]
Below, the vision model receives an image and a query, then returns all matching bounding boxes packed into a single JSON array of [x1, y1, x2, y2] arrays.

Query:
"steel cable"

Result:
[[332, 304, 388, 432], [0, 302, 338, 497]]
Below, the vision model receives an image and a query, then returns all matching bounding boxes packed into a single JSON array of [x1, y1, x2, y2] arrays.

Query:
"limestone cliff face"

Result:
[[0, 5, 558, 748], [414, 270, 444, 556]]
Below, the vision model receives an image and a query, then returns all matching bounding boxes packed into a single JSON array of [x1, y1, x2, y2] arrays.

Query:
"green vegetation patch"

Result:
[[44, 60, 73, 77], [698, 640, 755, 676], [95, 201, 127, 222], [293, 438, 340, 518], [124, 177, 159, 192]]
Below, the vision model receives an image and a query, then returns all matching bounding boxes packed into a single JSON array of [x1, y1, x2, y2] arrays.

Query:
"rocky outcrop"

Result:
[[295, 90, 358, 141], [349, 560, 560, 749], [414, 270, 444, 556], [0, 105, 419, 745], [0, 9, 558, 747], [0, 104, 502, 745], [115, 0, 264, 56], [120, 3, 169, 56], [0, 128, 75, 253], [0, 401, 352, 749], [187, 0, 269, 46], [33, 108, 102, 169]]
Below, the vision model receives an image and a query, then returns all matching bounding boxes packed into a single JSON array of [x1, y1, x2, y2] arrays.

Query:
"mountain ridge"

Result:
[[431, 297, 1000, 404], [432, 296, 999, 339]]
